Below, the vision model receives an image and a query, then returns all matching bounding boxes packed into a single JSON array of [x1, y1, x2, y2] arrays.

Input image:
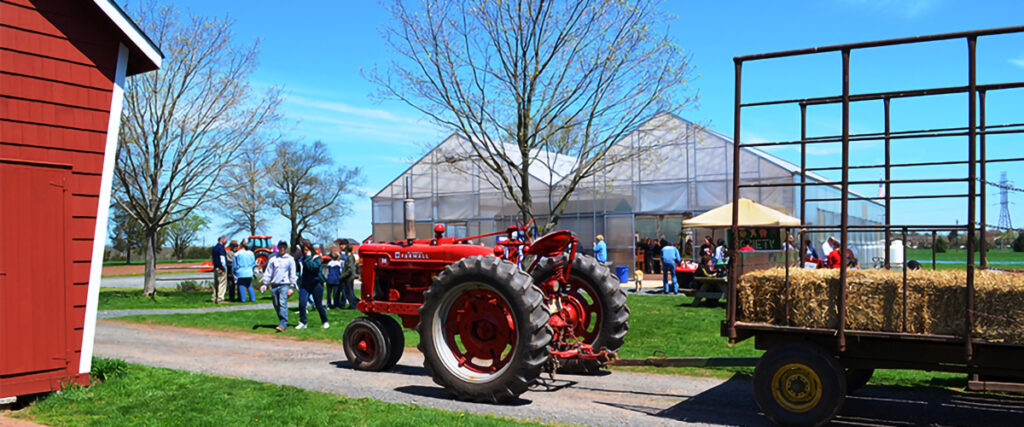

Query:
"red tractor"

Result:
[[342, 222, 629, 403], [246, 235, 274, 276]]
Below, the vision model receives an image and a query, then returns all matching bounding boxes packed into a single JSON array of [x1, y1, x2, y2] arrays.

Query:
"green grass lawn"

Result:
[[102, 258, 207, 267], [11, 359, 540, 426], [115, 293, 964, 389], [905, 247, 1024, 270], [99, 287, 270, 310]]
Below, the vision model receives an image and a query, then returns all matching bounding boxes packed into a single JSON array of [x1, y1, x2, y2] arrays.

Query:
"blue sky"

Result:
[[165, 0, 1024, 245]]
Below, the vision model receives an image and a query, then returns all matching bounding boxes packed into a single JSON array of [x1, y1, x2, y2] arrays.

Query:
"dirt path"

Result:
[[95, 321, 1024, 426]]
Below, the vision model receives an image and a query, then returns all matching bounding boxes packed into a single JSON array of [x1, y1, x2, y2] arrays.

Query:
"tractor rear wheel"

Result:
[[343, 317, 393, 371], [373, 314, 405, 370], [417, 256, 551, 403], [532, 254, 629, 374]]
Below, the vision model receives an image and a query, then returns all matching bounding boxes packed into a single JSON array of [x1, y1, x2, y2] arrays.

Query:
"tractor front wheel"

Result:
[[343, 317, 394, 371], [418, 256, 551, 403], [373, 314, 405, 370]]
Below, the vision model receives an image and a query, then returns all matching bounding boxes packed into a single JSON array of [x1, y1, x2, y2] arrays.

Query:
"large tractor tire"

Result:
[[254, 253, 270, 278], [372, 314, 405, 370], [532, 254, 629, 374], [753, 341, 846, 427], [343, 316, 395, 371], [417, 256, 551, 403]]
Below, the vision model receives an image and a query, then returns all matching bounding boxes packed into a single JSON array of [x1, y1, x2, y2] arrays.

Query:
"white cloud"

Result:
[[1011, 58, 1024, 69]]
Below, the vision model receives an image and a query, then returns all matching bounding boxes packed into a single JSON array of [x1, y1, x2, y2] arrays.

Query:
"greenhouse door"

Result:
[[603, 214, 635, 274]]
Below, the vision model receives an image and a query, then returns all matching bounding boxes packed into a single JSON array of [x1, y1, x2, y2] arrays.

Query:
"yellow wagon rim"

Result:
[[771, 363, 823, 413]]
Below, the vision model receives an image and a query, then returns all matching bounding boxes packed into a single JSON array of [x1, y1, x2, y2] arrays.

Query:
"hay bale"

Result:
[[737, 268, 1024, 344]]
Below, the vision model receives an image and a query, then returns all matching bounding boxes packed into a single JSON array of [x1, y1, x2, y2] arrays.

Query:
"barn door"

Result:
[[0, 160, 69, 375]]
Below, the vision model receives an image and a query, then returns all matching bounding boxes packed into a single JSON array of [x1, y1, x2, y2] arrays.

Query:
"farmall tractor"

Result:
[[342, 221, 629, 403]]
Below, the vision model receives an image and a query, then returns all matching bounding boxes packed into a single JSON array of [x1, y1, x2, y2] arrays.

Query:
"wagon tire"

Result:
[[844, 368, 874, 394], [343, 316, 393, 371], [532, 254, 629, 374], [418, 256, 551, 403], [372, 314, 405, 370], [753, 341, 846, 427]]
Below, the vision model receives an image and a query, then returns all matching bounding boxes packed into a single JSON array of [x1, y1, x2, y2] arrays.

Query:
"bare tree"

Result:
[[114, 2, 283, 296], [219, 142, 274, 236], [369, 0, 694, 232], [269, 140, 363, 246]]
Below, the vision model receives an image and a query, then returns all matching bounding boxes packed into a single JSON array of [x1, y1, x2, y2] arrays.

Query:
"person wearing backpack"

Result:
[[339, 244, 358, 309], [324, 250, 344, 309]]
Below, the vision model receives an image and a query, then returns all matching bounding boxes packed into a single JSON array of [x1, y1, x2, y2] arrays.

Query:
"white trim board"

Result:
[[91, 0, 162, 69], [79, 43, 129, 375]]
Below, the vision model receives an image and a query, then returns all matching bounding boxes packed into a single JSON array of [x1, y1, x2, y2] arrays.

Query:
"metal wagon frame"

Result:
[[725, 25, 1024, 383]]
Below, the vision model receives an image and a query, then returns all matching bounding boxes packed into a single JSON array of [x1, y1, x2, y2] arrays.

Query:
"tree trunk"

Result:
[[143, 228, 158, 296], [126, 246, 132, 265]]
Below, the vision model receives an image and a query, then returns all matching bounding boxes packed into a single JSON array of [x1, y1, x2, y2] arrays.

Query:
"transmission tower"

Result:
[[998, 171, 1013, 230]]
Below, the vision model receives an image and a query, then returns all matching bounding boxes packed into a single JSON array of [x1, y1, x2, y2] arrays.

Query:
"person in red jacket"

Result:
[[827, 242, 856, 269]]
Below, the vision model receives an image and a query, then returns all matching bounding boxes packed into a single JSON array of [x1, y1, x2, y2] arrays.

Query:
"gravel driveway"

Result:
[[94, 321, 1024, 426]]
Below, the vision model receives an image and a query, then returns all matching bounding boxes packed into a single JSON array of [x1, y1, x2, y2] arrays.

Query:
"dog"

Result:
[[633, 270, 644, 292]]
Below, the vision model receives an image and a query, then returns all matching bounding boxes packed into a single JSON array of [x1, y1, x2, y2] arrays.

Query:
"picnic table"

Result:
[[691, 276, 727, 306]]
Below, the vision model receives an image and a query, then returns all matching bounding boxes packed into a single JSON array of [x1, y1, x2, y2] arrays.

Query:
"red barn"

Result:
[[0, 0, 160, 400]]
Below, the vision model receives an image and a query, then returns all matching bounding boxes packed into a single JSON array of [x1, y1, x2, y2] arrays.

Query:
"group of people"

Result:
[[211, 237, 360, 333], [635, 234, 728, 294], [210, 237, 257, 304], [804, 235, 860, 269]]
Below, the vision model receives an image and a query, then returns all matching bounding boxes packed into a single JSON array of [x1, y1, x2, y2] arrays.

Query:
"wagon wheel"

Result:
[[844, 368, 874, 394], [343, 317, 394, 371], [753, 341, 846, 427], [418, 256, 551, 403], [532, 254, 629, 374]]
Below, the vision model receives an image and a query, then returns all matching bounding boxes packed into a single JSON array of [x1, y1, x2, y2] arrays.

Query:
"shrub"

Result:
[[91, 357, 128, 382], [1013, 232, 1024, 253], [176, 280, 211, 292], [934, 237, 948, 253], [184, 245, 209, 260]]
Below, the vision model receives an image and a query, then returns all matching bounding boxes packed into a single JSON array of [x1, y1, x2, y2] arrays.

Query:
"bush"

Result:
[[176, 280, 211, 292], [934, 237, 948, 253], [184, 246, 209, 260], [1013, 232, 1024, 253], [91, 358, 128, 382]]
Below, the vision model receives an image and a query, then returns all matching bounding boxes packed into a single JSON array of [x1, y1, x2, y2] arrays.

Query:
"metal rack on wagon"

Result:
[[726, 25, 1024, 426]]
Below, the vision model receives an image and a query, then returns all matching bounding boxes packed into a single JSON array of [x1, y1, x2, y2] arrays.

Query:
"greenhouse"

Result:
[[371, 113, 884, 271]]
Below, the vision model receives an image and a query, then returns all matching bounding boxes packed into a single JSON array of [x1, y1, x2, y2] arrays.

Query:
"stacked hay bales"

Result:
[[738, 268, 1024, 344]]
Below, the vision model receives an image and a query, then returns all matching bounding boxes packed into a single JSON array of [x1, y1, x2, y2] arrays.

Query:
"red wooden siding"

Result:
[[0, 0, 131, 397]]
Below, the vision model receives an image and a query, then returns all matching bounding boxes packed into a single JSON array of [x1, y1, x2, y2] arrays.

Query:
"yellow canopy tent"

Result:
[[682, 198, 801, 228]]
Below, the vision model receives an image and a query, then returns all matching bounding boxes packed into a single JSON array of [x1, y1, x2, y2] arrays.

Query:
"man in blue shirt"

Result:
[[593, 235, 608, 265], [211, 236, 228, 304], [661, 243, 682, 294]]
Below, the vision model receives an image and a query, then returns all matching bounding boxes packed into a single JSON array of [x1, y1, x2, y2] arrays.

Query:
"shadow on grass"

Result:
[[393, 385, 532, 406], [251, 324, 280, 330]]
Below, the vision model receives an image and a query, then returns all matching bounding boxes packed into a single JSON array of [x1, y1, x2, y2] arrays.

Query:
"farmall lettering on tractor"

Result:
[[342, 192, 629, 403]]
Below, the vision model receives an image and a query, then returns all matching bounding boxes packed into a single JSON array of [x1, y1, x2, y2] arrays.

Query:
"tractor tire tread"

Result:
[[417, 255, 551, 403]]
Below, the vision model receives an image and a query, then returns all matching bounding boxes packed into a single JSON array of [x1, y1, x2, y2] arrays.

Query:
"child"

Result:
[[633, 269, 644, 293], [325, 252, 344, 309]]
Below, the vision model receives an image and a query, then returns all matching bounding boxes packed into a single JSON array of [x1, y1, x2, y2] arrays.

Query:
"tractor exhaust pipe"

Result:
[[404, 175, 416, 241]]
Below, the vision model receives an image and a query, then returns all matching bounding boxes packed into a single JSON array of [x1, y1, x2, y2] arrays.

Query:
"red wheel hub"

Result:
[[443, 288, 516, 373], [560, 278, 602, 344], [353, 330, 377, 360]]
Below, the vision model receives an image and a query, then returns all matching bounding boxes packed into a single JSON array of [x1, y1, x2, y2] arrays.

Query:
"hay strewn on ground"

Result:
[[738, 268, 1024, 344]]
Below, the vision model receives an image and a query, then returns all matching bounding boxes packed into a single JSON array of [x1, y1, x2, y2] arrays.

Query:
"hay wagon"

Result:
[[723, 26, 1024, 426]]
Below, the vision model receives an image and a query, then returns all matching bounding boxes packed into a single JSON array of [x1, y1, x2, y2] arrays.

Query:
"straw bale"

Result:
[[737, 268, 1024, 344]]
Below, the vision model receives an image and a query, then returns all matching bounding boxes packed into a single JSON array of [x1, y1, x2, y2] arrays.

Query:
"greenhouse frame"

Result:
[[371, 114, 884, 272]]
